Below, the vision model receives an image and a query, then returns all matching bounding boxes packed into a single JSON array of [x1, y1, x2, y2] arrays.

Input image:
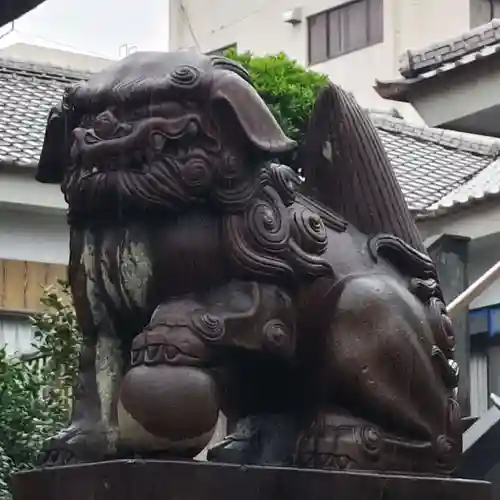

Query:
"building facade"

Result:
[[169, 0, 500, 118], [0, 45, 112, 357], [376, 18, 500, 420]]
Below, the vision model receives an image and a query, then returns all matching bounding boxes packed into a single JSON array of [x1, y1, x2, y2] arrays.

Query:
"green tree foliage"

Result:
[[0, 281, 81, 499], [31, 280, 81, 389], [224, 49, 329, 144]]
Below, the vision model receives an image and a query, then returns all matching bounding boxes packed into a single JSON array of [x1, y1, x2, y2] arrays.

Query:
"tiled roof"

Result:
[[426, 157, 500, 216], [376, 20, 500, 101], [1, 57, 500, 218], [0, 58, 89, 166], [372, 114, 500, 214]]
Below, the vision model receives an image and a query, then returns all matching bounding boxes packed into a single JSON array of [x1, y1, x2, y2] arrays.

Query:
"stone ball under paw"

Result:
[[118, 364, 220, 456]]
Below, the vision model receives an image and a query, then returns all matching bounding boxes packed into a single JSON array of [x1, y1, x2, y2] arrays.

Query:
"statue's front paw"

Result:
[[36, 423, 119, 467], [207, 414, 298, 466]]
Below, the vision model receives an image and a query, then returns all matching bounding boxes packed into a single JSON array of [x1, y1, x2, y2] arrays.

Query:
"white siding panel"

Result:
[[470, 351, 489, 417], [0, 314, 36, 357]]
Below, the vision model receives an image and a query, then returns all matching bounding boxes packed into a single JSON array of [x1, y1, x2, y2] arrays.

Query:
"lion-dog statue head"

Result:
[[37, 51, 295, 214], [37, 50, 333, 287]]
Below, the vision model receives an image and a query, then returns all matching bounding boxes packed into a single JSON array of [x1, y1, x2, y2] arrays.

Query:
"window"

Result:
[[469, 305, 500, 337], [470, 0, 500, 27], [206, 44, 237, 57], [469, 304, 500, 417], [308, 0, 383, 65]]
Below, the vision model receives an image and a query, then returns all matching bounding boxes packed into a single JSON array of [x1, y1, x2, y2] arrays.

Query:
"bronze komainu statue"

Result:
[[35, 50, 460, 474]]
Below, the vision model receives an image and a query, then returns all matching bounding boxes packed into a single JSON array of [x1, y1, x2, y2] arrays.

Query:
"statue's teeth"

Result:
[[145, 345, 161, 364], [165, 344, 178, 361], [151, 132, 166, 152], [130, 349, 144, 366]]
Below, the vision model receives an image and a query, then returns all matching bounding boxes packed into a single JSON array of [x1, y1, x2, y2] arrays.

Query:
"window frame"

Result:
[[307, 0, 384, 65], [469, 304, 500, 337], [0, 309, 36, 358]]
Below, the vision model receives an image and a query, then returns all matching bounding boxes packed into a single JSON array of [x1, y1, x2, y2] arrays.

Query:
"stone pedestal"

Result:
[[12, 460, 492, 500]]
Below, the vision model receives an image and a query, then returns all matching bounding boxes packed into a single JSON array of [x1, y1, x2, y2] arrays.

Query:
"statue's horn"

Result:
[[210, 70, 297, 157], [36, 101, 77, 184]]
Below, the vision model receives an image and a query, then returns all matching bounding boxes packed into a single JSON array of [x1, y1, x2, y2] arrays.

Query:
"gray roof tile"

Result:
[[425, 157, 500, 216], [376, 20, 500, 99], [372, 114, 500, 213], [399, 19, 500, 78], [1, 58, 500, 217], [0, 58, 89, 167]]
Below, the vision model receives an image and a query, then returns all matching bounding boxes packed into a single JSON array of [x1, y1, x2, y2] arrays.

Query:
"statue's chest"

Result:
[[80, 227, 153, 315], [78, 213, 227, 316]]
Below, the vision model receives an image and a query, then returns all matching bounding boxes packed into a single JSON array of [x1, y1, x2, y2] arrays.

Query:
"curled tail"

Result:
[[298, 82, 425, 253]]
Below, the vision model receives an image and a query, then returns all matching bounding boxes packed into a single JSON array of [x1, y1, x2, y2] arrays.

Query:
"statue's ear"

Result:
[[210, 70, 297, 156], [35, 104, 75, 184]]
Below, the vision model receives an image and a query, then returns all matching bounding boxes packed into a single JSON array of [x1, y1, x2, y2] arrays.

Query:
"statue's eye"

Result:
[[184, 121, 198, 139], [93, 110, 119, 138]]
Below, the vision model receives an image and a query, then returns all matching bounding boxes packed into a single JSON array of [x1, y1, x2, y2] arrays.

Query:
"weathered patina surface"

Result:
[[13, 460, 492, 500], [34, 50, 460, 474]]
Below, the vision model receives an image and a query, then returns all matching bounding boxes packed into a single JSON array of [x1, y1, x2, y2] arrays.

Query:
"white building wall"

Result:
[[468, 233, 500, 310], [0, 313, 35, 357], [0, 171, 66, 213], [0, 205, 68, 357], [169, 0, 471, 117], [0, 209, 69, 265], [470, 351, 489, 417]]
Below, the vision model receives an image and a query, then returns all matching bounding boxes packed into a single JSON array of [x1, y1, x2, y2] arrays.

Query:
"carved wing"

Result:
[[297, 82, 425, 253]]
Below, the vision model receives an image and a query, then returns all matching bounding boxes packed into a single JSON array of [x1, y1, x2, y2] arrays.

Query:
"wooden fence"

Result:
[[0, 259, 67, 312]]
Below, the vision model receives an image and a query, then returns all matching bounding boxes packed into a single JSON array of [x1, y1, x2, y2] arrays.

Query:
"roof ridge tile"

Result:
[[399, 18, 500, 78], [0, 57, 92, 82], [370, 113, 500, 157]]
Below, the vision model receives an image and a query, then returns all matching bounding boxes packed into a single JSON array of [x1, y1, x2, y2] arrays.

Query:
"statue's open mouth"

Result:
[[79, 151, 148, 178], [73, 112, 200, 169], [62, 110, 219, 222]]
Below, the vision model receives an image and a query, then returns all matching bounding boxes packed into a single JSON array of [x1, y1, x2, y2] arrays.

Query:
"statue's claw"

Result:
[[36, 424, 119, 467], [207, 414, 298, 466], [207, 432, 254, 464]]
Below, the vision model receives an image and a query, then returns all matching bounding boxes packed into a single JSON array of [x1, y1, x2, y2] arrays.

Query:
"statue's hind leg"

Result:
[[295, 274, 461, 474]]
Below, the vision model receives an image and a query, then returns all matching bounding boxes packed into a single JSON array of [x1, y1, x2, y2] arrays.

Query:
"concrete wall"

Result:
[[468, 233, 500, 309], [0, 208, 68, 265], [0, 171, 66, 213], [169, 0, 472, 118]]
